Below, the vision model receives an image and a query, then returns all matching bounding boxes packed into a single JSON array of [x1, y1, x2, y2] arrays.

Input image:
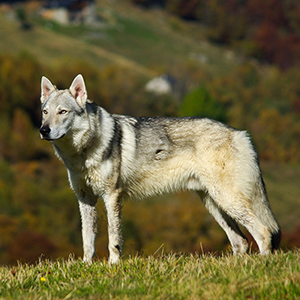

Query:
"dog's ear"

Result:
[[41, 76, 55, 104], [69, 74, 87, 107]]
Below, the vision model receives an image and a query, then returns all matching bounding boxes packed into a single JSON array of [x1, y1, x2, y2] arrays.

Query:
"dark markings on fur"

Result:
[[155, 149, 163, 155], [133, 117, 174, 161], [271, 229, 281, 251], [92, 207, 98, 234], [154, 145, 170, 160], [115, 120, 123, 157], [102, 118, 123, 161], [86, 102, 98, 115], [75, 107, 85, 116], [80, 190, 86, 199]]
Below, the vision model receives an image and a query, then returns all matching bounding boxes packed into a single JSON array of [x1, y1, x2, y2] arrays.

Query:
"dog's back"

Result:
[[117, 117, 253, 199]]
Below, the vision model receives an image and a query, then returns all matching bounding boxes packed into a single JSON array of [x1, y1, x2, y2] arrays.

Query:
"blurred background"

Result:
[[0, 0, 299, 265]]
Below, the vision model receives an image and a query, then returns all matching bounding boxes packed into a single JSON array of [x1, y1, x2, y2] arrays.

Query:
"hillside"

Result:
[[0, 1, 299, 265], [0, 8, 152, 77], [0, 1, 240, 77]]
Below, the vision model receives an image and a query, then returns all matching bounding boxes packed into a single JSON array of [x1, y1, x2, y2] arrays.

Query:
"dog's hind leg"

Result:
[[79, 199, 98, 264], [228, 207, 273, 255], [212, 190, 274, 255], [198, 192, 249, 254], [103, 190, 123, 264]]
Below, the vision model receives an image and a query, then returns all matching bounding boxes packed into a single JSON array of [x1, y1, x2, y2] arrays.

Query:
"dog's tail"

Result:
[[271, 227, 281, 251], [232, 131, 281, 251], [235, 131, 281, 251]]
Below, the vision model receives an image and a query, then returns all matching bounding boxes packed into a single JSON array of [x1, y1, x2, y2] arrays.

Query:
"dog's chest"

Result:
[[82, 154, 116, 196]]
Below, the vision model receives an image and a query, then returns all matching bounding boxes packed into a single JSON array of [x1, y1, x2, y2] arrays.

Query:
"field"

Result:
[[0, 250, 299, 299]]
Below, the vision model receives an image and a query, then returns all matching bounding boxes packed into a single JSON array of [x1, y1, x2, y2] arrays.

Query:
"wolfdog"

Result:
[[40, 74, 281, 264]]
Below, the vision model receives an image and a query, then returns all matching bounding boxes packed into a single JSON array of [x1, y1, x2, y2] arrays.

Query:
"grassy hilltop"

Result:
[[0, 250, 299, 299]]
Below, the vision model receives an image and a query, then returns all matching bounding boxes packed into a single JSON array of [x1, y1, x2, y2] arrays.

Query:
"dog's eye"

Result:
[[59, 110, 68, 115], [43, 110, 48, 115]]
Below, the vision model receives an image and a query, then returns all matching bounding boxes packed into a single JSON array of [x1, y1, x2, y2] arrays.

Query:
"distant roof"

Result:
[[43, 0, 94, 9], [0, 0, 25, 3]]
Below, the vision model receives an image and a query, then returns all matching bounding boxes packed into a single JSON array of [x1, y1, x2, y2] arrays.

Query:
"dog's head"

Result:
[[40, 74, 87, 141]]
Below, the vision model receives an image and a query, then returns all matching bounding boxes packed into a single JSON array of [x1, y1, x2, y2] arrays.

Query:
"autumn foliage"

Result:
[[132, 0, 300, 69], [0, 49, 299, 265]]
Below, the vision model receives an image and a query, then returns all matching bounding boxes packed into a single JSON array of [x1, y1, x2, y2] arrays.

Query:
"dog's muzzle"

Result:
[[40, 125, 51, 139]]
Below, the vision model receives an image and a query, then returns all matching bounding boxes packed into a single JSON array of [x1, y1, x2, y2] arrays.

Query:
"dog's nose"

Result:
[[40, 125, 51, 137]]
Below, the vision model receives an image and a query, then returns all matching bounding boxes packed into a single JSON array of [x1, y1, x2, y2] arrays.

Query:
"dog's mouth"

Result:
[[41, 133, 65, 141], [40, 125, 67, 141]]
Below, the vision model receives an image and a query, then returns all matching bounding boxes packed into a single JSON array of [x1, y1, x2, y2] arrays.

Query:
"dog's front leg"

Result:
[[78, 200, 98, 264], [103, 190, 123, 264]]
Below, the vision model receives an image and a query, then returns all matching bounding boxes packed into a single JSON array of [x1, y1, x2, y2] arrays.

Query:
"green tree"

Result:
[[179, 86, 227, 122]]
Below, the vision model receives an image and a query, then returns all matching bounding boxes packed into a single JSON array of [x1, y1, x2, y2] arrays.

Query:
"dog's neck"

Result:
[[51, 105, 114, 172], [51, 111, 97, 167]]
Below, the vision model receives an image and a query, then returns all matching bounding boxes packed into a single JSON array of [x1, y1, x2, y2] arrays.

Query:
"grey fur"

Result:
[[40, 74, 281, 264]]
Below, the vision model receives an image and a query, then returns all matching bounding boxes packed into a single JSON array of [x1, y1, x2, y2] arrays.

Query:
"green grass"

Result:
[[1, 250, 299, 299]]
